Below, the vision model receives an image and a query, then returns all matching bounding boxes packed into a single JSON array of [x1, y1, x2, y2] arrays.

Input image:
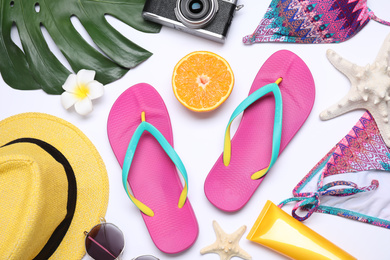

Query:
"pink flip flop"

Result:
[[204, 50, 315, 212], [107, 83, 198, 254]]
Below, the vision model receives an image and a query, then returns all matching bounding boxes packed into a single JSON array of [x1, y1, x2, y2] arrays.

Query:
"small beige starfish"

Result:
[[320, 33, 390, 147], [200, 220, 252, 260]]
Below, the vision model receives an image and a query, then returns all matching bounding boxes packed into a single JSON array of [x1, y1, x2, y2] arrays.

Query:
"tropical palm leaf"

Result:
[[0, 0, 161, 94]]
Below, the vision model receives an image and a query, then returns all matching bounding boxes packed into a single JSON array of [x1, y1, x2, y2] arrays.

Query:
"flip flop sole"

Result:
[[204, 50, 315, 212], [107, 83, 198, 254]]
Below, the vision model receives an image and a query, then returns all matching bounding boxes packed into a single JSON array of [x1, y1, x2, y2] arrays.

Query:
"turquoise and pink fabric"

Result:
[[244, 0, 390, 44], [280, 112, 390, 228]]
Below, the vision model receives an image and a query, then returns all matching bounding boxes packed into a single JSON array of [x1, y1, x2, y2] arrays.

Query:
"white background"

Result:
[[1, 1, 390, 259]]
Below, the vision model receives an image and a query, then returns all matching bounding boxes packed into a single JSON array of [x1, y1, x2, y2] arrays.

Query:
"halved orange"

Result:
[[172, 51, 234, 112]]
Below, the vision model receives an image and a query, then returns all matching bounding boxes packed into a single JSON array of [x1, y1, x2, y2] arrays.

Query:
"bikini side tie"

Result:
[[279, 180, 379, 221]]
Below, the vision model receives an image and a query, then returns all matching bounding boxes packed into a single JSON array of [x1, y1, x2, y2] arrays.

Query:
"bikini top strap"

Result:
[[368, 8, 390, 26]]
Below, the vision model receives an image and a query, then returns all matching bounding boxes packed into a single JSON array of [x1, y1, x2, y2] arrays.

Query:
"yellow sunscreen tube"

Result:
[[247, 200, 356, 260]]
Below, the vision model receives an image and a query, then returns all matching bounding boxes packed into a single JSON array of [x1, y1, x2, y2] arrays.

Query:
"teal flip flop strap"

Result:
[[223, 78, 283, 180], [122, 112, 189, 217]]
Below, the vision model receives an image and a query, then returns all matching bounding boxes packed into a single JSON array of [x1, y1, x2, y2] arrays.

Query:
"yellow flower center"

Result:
[[74, 84, 90, 99]]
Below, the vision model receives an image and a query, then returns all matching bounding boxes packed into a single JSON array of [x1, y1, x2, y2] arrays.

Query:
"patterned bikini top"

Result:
[[243, 0, 390, 44]]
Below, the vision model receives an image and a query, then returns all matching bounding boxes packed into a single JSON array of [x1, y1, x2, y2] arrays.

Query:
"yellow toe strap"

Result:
[[178, 183, 188, 208], [126, 183, 154, 217]]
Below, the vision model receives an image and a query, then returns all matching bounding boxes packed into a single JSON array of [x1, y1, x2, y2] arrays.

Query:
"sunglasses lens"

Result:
[[85, 223, 124, 260], [135, 256, 159, 260]]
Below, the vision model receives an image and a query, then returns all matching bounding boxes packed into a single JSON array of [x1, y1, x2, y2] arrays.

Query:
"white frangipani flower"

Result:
[[61, 69, 104, 116]]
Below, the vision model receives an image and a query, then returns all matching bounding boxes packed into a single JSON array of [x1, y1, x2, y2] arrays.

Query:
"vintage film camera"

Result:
[[142, 0, 241, 43]]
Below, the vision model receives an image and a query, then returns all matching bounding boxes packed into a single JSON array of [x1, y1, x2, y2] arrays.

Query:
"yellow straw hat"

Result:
[[0, 113, 109, 259]]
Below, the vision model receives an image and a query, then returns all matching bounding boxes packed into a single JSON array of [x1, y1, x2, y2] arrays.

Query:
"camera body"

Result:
[[142, 0, 238, 43]]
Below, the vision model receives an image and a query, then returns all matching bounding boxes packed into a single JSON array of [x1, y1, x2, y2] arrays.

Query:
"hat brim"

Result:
[[0, 113, 109, 260]]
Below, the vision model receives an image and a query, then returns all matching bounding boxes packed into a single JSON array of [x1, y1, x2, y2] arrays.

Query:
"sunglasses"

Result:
[[84, 219, 159, 260]]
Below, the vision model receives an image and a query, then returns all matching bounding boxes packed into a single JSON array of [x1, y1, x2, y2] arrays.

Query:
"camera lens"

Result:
[[180, 0, 210, 20], [175, 0, 218, 29], [189, 0, 203, 14]]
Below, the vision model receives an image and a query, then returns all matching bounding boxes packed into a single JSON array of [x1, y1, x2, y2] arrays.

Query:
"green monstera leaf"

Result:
[[0, 0, 161, 94]]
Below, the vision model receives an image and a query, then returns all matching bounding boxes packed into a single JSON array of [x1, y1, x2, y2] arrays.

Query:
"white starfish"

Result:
[[200, 220, 252, 260], [320, 33, 390, 147]]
